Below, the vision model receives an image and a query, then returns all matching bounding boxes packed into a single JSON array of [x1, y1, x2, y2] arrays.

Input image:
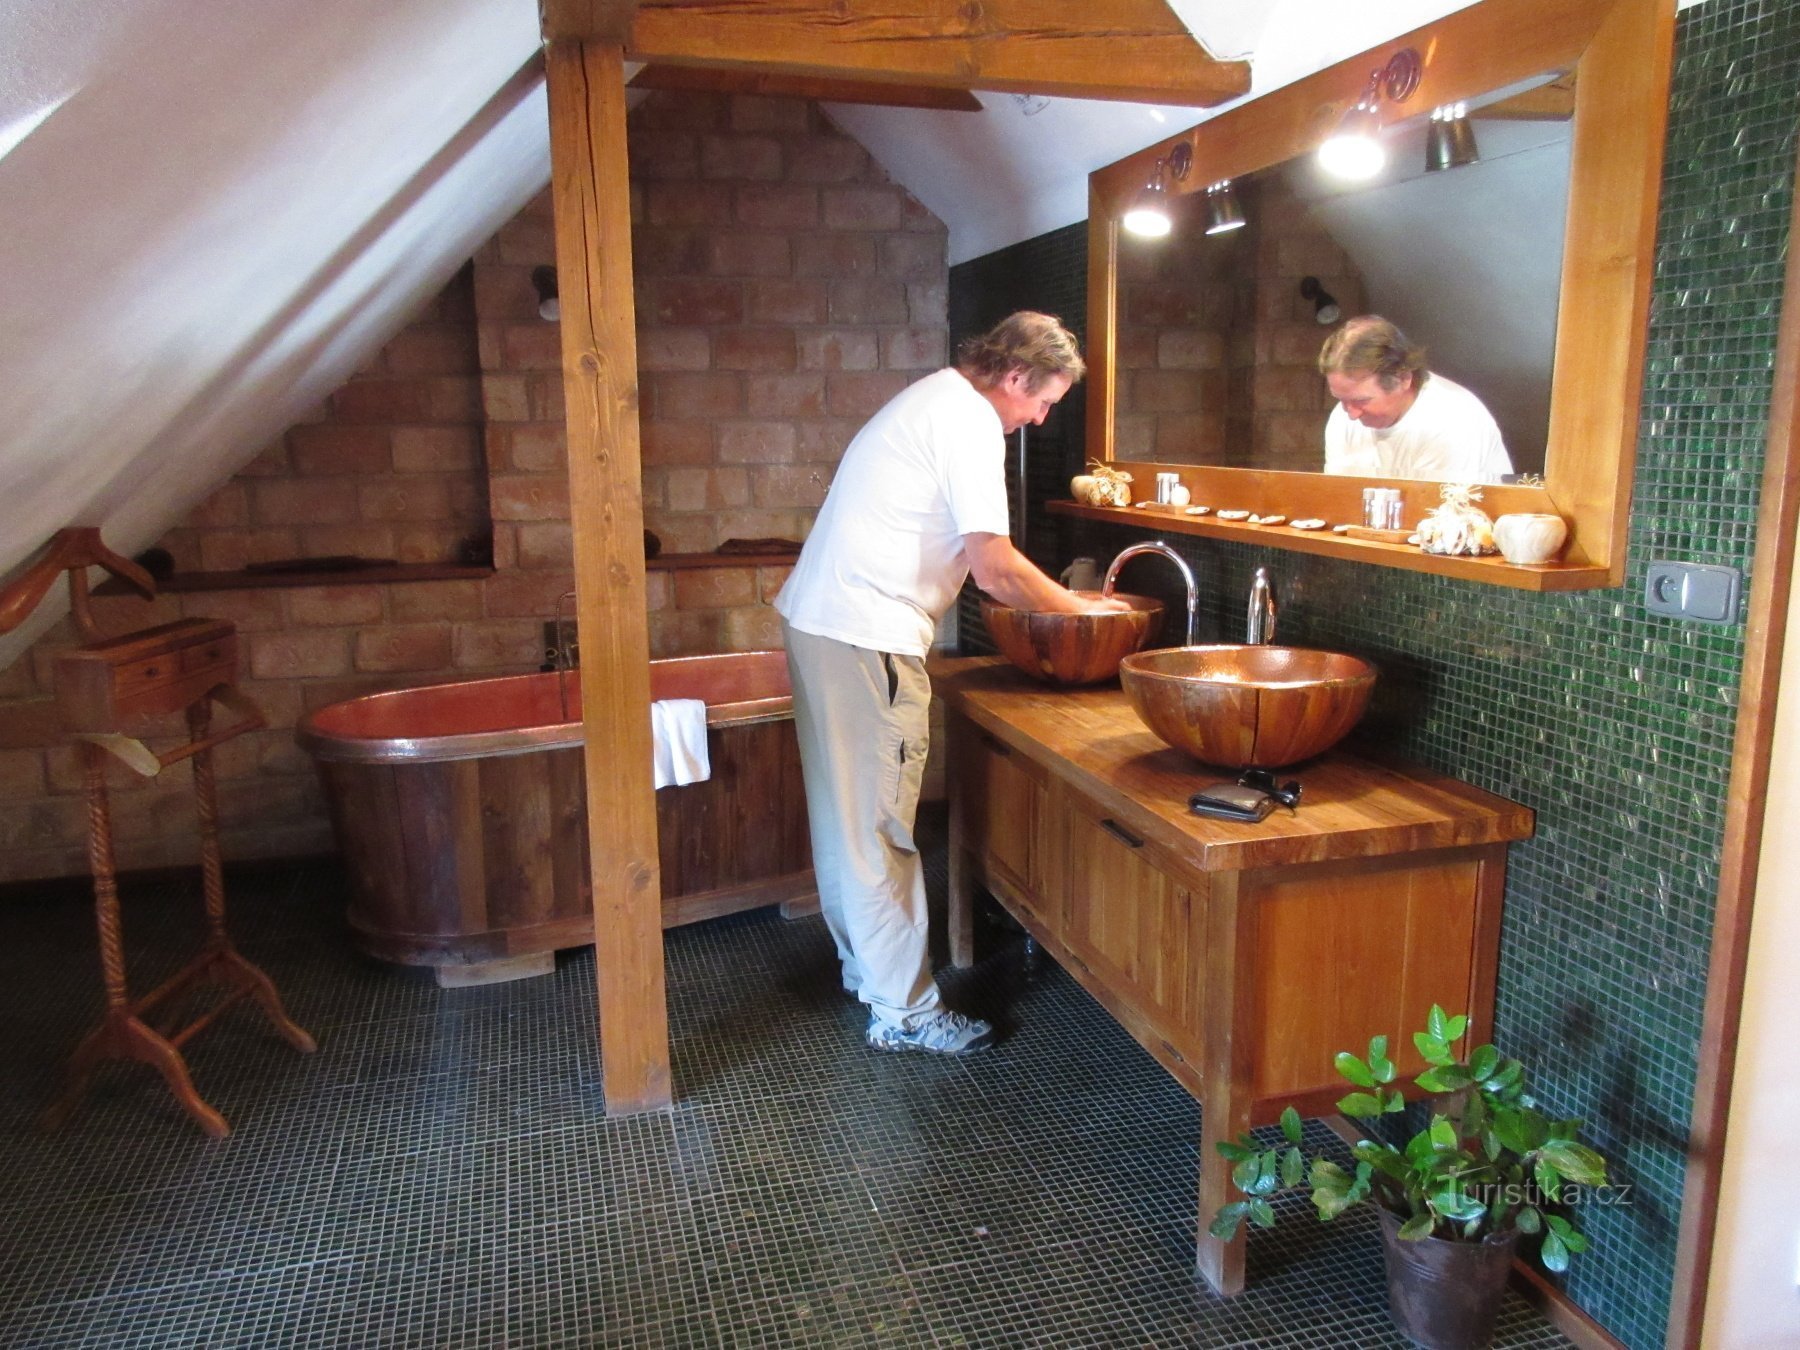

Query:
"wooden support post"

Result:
[[945, 711, 975, 969], [545, 39, 672, 1114]]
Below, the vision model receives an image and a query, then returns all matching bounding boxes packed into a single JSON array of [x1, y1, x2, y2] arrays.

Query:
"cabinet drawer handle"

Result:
[[1099, 818, 1143, 848]]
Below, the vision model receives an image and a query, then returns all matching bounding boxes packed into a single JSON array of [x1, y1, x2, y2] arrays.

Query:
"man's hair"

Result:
[[956, 311, 1086, 392], [1318, 315, 1428, 392]]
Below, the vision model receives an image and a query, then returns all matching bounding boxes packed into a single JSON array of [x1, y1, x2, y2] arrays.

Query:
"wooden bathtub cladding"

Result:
[[481, 751, 555, 934], [307, 658, 815, 972], [659, 717, 812, 926]]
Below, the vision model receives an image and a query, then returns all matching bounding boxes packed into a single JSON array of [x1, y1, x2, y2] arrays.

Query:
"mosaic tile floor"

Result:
[[0, 810, 1574, 1348]]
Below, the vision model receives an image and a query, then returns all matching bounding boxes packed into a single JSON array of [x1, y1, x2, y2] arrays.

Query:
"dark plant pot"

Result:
[[1377, 1207, 1520, 1350]]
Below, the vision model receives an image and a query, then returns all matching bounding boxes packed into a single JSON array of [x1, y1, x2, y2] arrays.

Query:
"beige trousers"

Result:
[[782, 622, 940, 1026]]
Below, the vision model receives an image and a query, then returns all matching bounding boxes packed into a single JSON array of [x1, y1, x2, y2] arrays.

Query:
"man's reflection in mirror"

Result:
[[1319, 316, 1513, 483]]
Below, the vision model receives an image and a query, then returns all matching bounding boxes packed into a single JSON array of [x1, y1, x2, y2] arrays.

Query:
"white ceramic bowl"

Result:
[[1493, 513, 1568, 565]]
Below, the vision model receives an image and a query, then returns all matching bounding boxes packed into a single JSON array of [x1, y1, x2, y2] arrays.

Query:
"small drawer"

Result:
[[179, 635, 237, 680], [112, 653, 183, 698]]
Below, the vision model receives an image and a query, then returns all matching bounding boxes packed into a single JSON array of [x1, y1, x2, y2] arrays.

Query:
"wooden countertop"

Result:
[[934, 656, 1533, 873]]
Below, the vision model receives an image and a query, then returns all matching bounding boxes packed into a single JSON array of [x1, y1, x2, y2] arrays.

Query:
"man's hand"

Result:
[[1078, 592, 1133, 613], [965, 532, 1130, 614]]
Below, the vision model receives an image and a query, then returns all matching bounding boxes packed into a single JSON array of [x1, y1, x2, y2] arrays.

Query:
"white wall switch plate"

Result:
[[1645, 561, 1741, 624]]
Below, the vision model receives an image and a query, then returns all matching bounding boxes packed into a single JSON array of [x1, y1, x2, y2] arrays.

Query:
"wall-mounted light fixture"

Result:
[[1426, 102, 1480, 171], [1121, 142, 1192, 238], [1298, 276, 1342, 325], [1317, 47, 1422, 181], [531, 265, 560, 322], [1203, 179, 1245, 235]]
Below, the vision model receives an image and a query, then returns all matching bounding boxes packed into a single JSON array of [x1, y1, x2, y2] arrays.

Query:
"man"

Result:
[[775, 311, 1124, 1056], [1319, 316, 1513, 482]]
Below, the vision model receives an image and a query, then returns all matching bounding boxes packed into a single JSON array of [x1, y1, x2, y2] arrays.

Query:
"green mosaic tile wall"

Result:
[[950, 3, 1796, 1344]]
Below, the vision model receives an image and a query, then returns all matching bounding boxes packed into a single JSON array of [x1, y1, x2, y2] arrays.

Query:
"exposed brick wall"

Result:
[[632, 91, 947, 652], [160, 266, 491, 574], [0, 92, 948, 883]]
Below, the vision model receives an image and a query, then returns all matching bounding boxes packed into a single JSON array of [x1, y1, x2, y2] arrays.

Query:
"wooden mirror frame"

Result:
[[1071, 0, 1674, 590]]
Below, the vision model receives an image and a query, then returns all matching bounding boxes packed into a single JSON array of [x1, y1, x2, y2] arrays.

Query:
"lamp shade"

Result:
[[1204, 182, 1245, 235], [1122, 178, 1173, 237], [1426, 104, 1480, 171]]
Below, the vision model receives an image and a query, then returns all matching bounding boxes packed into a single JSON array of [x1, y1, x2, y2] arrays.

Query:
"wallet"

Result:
[[1188, 782, 1277, 822], [1188, 771, 1303, 823]]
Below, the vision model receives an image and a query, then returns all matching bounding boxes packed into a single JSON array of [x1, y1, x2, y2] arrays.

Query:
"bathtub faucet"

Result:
[[1103, 540, 1197, 646], [554, 590, 578, 722]]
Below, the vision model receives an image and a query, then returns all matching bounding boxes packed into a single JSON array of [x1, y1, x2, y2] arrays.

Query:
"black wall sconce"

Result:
[[1317, 47, 1422, 181], [1122, 142, 1193, 238], [531, 265, 559, 322], [1203, 179, 1246, 235], [1426, 102, 1480, 171], [1299, 276, 1342, 325]]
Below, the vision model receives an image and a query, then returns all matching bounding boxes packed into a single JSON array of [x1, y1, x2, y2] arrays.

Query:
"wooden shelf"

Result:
[[1047, 501, 1612, 592], [648, 551, 800, 571], [99, 553, 798, 594], [107, 563, 497, 594]]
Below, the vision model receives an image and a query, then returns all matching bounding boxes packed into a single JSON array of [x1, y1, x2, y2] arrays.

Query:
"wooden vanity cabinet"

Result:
[[1052, 787, 1210, 1063], [955, 725, 1058, 930], [939, 658, 1532, 1296]]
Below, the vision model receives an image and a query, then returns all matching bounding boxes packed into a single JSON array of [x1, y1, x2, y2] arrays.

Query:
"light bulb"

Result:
[[1317, 102, 1386, 181], [1317, 129, 1385, 180], [1122, 207, 1172, 238]]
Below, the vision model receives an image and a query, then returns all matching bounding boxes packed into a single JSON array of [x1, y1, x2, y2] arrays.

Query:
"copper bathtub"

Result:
[[296, 651, 815, 984]]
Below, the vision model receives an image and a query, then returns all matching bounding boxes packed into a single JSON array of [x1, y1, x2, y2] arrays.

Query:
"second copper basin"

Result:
[[1118, 645, 1378, 769], [981, 592, 1164, 685]]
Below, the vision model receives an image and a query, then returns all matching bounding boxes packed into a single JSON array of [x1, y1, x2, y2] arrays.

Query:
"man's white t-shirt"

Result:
[[775, 368, 1009, 658], [1323, 372, 1514, 482]]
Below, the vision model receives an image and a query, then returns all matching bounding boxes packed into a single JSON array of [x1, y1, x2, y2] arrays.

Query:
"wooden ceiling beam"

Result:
[[545, 0, 1249, 107], [629, 63, 983, 111], [541, 1, 638, 44]]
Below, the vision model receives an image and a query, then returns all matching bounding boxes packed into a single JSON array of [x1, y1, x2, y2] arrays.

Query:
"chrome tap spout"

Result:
[[1247, 567, 1277, 644], [1103, 540, 1197, 646]]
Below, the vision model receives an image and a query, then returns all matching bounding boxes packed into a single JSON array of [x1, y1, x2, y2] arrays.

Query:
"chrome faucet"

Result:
[[1247, 567, 1277, 644], [1103, 540, 1197, 646]]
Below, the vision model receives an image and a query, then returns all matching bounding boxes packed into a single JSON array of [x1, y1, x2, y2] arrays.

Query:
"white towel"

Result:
[[651, 699, 710, 788]]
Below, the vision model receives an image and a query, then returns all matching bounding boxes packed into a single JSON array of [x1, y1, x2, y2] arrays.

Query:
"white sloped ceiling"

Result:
[[0, 0, 548, 660], [0, 0, 1706, 666]]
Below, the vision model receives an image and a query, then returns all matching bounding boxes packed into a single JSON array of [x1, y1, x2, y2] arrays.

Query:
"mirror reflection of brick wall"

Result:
[[1115, 173, 1362, 473], [1115, 205, 1240, 465]]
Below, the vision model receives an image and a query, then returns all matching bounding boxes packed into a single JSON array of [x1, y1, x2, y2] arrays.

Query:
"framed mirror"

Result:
[[1077, 0, 1674, 589]]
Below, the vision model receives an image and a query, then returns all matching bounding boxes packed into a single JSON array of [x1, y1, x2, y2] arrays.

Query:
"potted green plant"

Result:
[[1210, 1006, 1608, 1350]]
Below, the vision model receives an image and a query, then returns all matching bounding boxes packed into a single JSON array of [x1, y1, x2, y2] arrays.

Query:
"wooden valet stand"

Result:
[[0, 528, 315, 1137]]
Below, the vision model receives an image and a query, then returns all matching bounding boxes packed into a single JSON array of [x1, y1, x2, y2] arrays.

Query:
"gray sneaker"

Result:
[[866, 1009, 995, 1056]]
